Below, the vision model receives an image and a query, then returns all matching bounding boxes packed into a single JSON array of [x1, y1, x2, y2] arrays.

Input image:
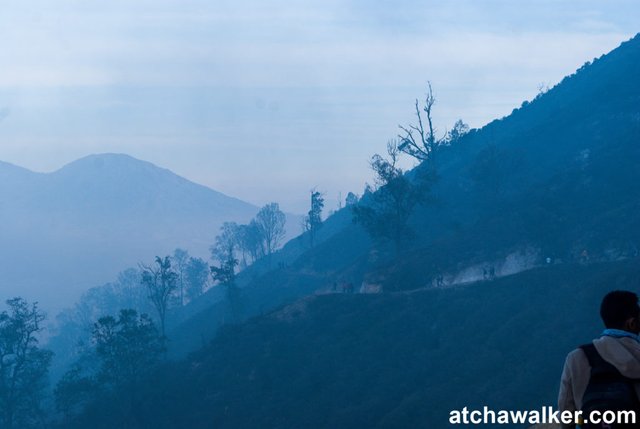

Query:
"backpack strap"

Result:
[[580, 343, 640, 387], [580, 343, 601, 366], [580, 343, 610, 369], [580, 343, 623, 381]]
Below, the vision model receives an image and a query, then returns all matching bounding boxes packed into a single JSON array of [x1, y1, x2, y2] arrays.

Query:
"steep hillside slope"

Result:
[[395, 32, 640, 283], [68, 260, 640, 428], [167, 34, 640, 353], [346, 32, 640, 291]]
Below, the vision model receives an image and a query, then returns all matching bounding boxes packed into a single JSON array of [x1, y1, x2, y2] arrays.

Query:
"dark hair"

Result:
[[600, 290, 640, 329]]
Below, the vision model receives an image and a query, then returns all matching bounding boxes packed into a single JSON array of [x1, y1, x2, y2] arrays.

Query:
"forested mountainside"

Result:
[[168, 34, 640, 354]]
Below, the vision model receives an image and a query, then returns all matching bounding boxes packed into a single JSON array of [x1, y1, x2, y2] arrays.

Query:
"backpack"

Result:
[[580, 343, 640, 428]]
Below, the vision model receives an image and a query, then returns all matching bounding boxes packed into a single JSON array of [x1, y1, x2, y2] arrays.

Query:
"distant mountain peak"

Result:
[[57, 153, 168, 174]]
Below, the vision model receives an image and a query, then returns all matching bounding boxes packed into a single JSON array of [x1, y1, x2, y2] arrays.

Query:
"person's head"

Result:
[[600, 290, 640, 334]]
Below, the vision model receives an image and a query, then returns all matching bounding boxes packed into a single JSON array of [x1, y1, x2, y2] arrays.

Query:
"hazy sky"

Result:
[[0, 0, 637, 213]]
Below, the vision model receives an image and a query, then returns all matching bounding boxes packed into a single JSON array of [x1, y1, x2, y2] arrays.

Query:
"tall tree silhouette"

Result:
[[140, 256, 177, 339], [353, 141, 431, 255], [303, 189, 325, 248], [255, 203, 286, 259]]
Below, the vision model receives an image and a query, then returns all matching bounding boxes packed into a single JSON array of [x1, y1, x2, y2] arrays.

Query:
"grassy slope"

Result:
[[72, 259, 640, 428]]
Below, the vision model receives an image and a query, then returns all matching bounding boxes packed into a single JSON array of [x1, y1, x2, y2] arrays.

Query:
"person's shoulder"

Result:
[[564, 344, 591, 368], [567, 347, 585, 359]]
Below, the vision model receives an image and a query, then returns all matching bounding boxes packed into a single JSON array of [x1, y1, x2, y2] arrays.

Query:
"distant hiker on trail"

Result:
[[558, 290, 640, 428], [580, 249, 590, 265], [341, 282, 354, 293]]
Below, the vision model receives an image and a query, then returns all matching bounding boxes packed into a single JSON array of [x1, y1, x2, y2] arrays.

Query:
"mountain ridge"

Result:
[[0, 153, 301, 310]]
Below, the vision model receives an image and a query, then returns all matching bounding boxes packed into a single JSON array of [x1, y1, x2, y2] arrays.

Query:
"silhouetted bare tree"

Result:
[[255, 203, 286, 257]]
